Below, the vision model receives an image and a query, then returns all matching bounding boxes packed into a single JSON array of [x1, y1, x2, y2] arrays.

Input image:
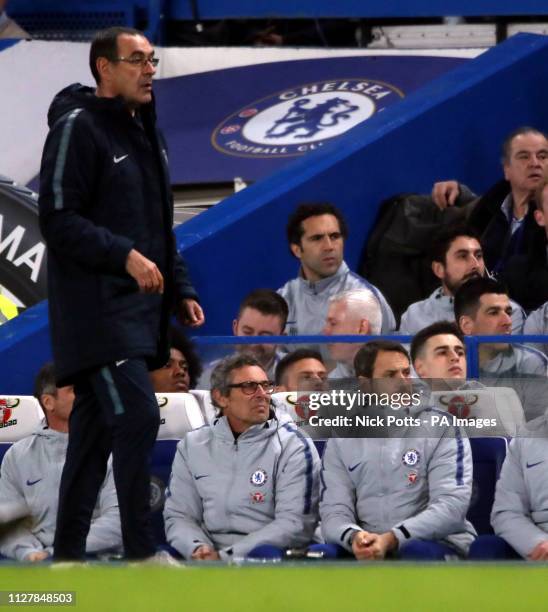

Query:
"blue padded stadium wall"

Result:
[[1, 33, 548, 393], [179, 33, 548, 334], [165, 0, 548, 18]]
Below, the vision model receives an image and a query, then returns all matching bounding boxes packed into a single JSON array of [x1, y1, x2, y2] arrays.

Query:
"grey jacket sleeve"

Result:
[[0, 450, 44, 561], [377, 292, 397, 334], [509, 299, 525, 334], [398, 306, 413, 335], [85, 462, 123, 554], [163, 438, 214, 559], [0, 521, 45, 562], [277, 282, 294, 335], [391, 433, 473, 547], [319, 440, 363, 553], [491, 439, 548, 558], [225, 430, 320, 560]]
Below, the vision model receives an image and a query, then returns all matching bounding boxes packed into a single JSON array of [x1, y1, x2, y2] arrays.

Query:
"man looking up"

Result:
[[410, 321, 467, 391]]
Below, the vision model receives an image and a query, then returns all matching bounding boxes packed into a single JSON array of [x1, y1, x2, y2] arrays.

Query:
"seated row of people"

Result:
[[163, 343, 548, 562], [271, 130, 548, 341], [168, 267, 547, 424], [430, 127, 548, 288], [0, 364, 121, 561], [197, 198, 548, 388], [2, 331, 545, 563]]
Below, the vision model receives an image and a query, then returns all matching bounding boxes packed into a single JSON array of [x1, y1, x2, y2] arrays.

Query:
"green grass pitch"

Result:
[[1, 564, 548, 611]]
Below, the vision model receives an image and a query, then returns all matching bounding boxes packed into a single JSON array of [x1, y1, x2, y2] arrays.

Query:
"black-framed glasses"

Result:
[[114, 55, 159, 68], [228, 381, 275, 395]]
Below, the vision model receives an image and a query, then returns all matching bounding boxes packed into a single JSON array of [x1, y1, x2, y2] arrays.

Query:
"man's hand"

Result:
[[528, 540, 548, 561], [352, 530, 397, 561], [191, 545, 220, 561], [432, 180, 460, 209], [125, 249, 164, 294], [178, 299, 205, 328], [25, 550, 49, 563]]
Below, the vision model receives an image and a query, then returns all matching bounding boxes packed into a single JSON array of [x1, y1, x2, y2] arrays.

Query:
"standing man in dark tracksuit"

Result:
[[38, 27, 204, 561]]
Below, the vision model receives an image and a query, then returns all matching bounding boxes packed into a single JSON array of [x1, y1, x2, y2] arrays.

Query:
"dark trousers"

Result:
[[53, 358, 160, 560]]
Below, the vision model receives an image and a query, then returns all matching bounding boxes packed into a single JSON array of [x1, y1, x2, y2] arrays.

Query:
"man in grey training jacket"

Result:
[[278, 202, 395, 336], [0, 364, 121, 562], [164, 354, 320, 561]]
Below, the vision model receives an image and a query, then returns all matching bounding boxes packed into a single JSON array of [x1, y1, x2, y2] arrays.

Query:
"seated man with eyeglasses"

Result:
[[164, 354, 320, 561]]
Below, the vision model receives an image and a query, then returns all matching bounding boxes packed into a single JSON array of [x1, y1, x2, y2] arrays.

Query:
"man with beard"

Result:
[[399, 226, 524, 334], [198, 289, 288, 388]]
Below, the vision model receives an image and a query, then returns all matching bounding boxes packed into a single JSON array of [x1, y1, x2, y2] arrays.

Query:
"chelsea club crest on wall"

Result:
[[212, 78, 403, 158]]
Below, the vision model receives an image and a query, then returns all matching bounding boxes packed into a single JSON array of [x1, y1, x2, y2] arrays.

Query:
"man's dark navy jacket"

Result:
[[39, 84, 198, 384]]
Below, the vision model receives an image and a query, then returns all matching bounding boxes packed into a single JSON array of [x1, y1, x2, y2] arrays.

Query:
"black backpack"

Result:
[[359, 193, 472, 324]]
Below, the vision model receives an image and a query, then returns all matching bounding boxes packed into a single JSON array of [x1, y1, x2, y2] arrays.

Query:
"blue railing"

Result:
[[191, 334, 548, 379]]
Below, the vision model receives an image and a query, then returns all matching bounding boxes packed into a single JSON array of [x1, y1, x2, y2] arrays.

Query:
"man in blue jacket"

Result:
[[38, 27, 203, 561]]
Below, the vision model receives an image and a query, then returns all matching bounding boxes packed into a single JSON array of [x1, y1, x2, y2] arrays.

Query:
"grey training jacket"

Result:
[[278, 261, 396, 336], [164, 412, 320, 560], [399, 287, 525, 334], [491, 416, 548, 558], [0, 426, 122, 561], [320, 407, 477, 556]]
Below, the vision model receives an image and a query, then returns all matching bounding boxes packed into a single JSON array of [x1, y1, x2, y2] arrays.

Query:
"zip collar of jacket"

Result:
[[296, 261, 350, 295], [432, 286, 453, 305], [32, 425, 69, 443], [480, 345, 517, 375], [47, 83, 157, 129], [212, 411, 294, 444]]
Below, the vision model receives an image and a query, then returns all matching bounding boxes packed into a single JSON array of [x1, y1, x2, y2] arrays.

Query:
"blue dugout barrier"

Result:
[[1, 33, 548, 393], [190, 334, 548, 380]]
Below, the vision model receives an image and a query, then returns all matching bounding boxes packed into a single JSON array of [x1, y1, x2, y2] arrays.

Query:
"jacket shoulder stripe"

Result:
[[282, 423, 314, 514], [455, 428, 464, 486], [53, 107, 83, 211]]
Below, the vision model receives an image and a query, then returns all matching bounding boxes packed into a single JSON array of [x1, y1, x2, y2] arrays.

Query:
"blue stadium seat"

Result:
[[467, 437, 508, 535], [468, 534, 520, 560]]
